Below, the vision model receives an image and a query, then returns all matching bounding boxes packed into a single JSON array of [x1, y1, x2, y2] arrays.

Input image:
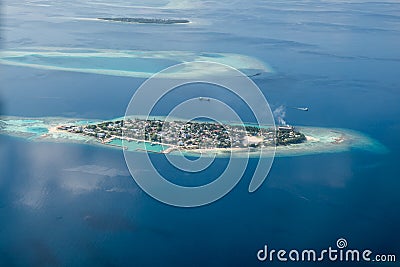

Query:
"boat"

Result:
[[290, 107, 309, 111]]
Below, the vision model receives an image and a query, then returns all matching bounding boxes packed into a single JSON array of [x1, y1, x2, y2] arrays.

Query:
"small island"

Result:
[[56, 118, 306, 153], [98, 17, 190, 24], [0, 116, 386, 157]]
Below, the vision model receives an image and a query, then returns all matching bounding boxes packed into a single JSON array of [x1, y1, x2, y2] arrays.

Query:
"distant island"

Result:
[[0, 116, 386, 157], [98, 17, 190, 24]]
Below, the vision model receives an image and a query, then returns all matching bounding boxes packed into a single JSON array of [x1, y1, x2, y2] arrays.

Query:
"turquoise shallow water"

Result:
[[0, 0, 399, 266], [26, 127, 48, 135], [5, 55, 181, 73], [0, 49, 271, 78], [109, 138, 168, 152]]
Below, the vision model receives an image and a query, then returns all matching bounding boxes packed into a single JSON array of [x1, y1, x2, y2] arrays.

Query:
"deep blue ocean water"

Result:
[[1, 1, 399, 266]]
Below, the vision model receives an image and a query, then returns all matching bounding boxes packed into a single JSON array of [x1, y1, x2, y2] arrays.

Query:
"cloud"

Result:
[[63, 164, 129, 177]]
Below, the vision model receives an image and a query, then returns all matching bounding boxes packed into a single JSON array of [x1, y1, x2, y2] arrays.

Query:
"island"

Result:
[[0, 116, 387, 157], [98, 17, 190, 24], [56, 118, 307, 152]]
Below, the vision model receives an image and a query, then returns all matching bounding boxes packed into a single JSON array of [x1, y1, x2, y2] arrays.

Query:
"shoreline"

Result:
[[0, 116, 388, 157]]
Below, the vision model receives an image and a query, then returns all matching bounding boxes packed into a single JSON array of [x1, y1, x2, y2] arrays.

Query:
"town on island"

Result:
[[56, 118, 307, 153]]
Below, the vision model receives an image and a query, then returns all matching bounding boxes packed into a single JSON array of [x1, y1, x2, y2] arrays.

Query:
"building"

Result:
[[278, 125, 294, 132]]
